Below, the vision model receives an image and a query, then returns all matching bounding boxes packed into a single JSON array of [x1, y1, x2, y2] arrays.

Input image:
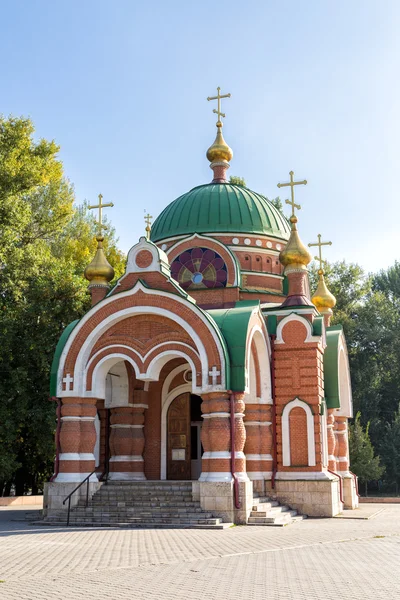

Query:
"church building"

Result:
[[44, 89, 358, 524]]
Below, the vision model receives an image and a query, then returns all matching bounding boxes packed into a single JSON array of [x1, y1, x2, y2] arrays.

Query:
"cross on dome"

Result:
[[207, 86, 231, 124], [88, 193, 114, 236], [308, 234, 332, 272], [277, 171, 307, 220], [144, 212, 153, 240]]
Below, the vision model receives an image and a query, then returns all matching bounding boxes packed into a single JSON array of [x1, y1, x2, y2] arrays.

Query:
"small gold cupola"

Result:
[[85, 193, 115, 305], [84, 235, 115, 285], [206, 87, 233, 182], [308, 233, 336, 325], [279, 215, 312, 271]]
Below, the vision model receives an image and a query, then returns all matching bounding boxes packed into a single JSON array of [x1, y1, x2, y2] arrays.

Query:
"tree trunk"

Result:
[[3, 481, 12, 497], [365, 480, 368, 497]]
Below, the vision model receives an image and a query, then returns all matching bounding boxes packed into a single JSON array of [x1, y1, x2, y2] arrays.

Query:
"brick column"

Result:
[[244, 404, 273, 480], [55, 397, 98, 482], [108, 393, 148, 481], [327, 408, 337, 471], [199, 392, 248, 482], [335, 416, 349, 474]]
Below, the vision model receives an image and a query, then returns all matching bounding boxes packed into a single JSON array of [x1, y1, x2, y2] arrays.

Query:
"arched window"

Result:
[[282, 399, 316, 466]]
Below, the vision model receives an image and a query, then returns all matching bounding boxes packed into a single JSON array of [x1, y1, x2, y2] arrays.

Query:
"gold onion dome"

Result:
[[311, 269, 336, 312], [84, 235, 114, 285], [206, 121, 233, 164], [279, 216, 312, 270]]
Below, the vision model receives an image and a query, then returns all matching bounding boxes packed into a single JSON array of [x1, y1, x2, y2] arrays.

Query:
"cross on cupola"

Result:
[[277, 171, 307, 219], [308, 234, 332, 272], [88, 194, 114, 236], [207, 87, 231, 124], [144, 212, 153, 240]]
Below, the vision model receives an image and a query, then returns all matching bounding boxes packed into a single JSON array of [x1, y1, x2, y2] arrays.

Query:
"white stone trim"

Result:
[[202, 412, 230, 418], [61, 416, 95, 422], [57, 282, 227, 396], [245, 454, 273, 461], [162, 364, 189, 400], [247, 471, 272, 480], [275, 470, 335, 481], [335, 336, 353, 418], [275, 313, 320, 345], [261, 306, 316, 317], [282, 398, 316, 467], [59, 453, 95, 461], [202, 451, 245, 459], [228, 246, 280, 256], [246, 318, 272, 403], [199, 472, 234, 482], [109, 455, 144, 462], [245, 421, 272, 426], [110, 424, 143, 429], [54, 472, 99, 483]]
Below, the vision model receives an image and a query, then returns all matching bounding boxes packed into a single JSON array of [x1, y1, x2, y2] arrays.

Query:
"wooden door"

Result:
[[167, 393, 191, 480]]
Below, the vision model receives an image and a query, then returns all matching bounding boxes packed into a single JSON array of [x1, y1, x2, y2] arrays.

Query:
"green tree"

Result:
[[0, 116, 125, 495], [349, 412, 384, 496], [270, 196, 285, 216], [229, 175, 246, 187], [379, 405, 400, 490]]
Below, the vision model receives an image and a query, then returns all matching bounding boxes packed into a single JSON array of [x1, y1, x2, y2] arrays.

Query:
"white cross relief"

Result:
[[209, 366, 221, 386], [63, 373, 74, 391]]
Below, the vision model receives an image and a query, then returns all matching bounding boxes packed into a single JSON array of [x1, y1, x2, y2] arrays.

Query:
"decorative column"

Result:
[[55, 397, 98, 482], [200, 393, 232, 482], [335, 416, 349, 474], [244, 404, 273, 487], [108, 392, 148, 481], [327, 408, 337, 471]]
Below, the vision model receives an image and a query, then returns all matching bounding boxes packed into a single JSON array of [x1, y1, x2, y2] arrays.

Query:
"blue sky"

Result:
[[1, 1, 399, 272]]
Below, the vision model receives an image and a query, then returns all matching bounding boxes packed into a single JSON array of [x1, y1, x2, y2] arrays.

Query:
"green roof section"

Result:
[[50, 320, 79, 396], [151, 183, 291, 242], [208, 300, 259, 392], [324, 325, 343, 409]]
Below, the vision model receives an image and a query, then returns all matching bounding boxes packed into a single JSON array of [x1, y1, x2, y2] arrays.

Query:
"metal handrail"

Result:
[[62, 470, 97, 526]]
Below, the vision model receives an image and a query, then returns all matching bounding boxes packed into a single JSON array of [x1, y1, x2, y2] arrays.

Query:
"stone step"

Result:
[[247, 510, 300, 526], [250, 506, 291, 517], [77, 503, 202, 510]]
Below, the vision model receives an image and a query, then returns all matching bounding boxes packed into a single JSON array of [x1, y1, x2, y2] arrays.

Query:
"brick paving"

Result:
[[0, 504, 399, 599]]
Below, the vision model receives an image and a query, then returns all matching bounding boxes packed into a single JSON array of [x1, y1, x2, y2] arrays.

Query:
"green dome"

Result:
[[151, 183, 291, 243]]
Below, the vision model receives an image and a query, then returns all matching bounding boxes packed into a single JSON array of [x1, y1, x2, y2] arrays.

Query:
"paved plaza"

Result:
[[0, 504, 399, 599]]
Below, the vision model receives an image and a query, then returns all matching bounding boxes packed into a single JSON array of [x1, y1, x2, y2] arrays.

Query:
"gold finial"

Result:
[[278, 170, 311, 271], [207, 86, 231, 125], [206, 87, 233, 170], [277, 171, 307, 222], [88, 193, 114, 236], [308, 234, 332, 273], [84, 236, 114, 286], [308, 234, 336, 314], [144, 212, 153, 240]]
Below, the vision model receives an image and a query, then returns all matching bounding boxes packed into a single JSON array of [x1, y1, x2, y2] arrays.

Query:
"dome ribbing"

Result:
[[151, 183, 291, 243]]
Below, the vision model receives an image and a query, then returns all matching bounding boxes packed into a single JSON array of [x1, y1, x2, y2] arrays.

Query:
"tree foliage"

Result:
[[229, 175, 246, 187], [349, 412, 384, 493], [0, 116, 125, 494]]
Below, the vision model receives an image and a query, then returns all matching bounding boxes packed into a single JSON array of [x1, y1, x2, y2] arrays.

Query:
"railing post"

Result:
[[67, 496, 71, 527], [86, 477, 89, 507]]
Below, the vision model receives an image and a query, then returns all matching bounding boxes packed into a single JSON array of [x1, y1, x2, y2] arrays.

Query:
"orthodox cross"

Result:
[[277, 171, 307, 218], [207, 86, 231, 122], [308, 234, 332, 271], [88, 194, 114, 235], [144, 212, 153, 240], [62, 373, 74, 392], [209, 366, 221, 386]]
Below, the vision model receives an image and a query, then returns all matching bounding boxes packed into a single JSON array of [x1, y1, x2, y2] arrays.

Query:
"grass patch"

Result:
[[374, 535, 385, 538]]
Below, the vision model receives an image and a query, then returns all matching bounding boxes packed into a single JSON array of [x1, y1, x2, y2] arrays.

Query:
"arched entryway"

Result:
[[167, 394, 203, 480]]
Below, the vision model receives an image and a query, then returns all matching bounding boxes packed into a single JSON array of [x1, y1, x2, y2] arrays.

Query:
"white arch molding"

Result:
[[245, 323, 272, 404], [282, 398, 316, 467], [57, 285, 227, 396]]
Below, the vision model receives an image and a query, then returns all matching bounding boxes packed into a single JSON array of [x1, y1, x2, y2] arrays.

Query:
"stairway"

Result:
[[247, 495, 306, 526], [44, 481, 231, 529]]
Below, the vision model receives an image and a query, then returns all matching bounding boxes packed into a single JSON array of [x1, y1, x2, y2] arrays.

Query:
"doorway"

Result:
[[167, 394, 203, 480]]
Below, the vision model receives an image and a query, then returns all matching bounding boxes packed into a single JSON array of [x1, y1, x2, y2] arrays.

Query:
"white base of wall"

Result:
[[275, 470, 336, 481], [54, 472, 99, 483], [247, 471, 272, 480], [199, 472, 233, 482]]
